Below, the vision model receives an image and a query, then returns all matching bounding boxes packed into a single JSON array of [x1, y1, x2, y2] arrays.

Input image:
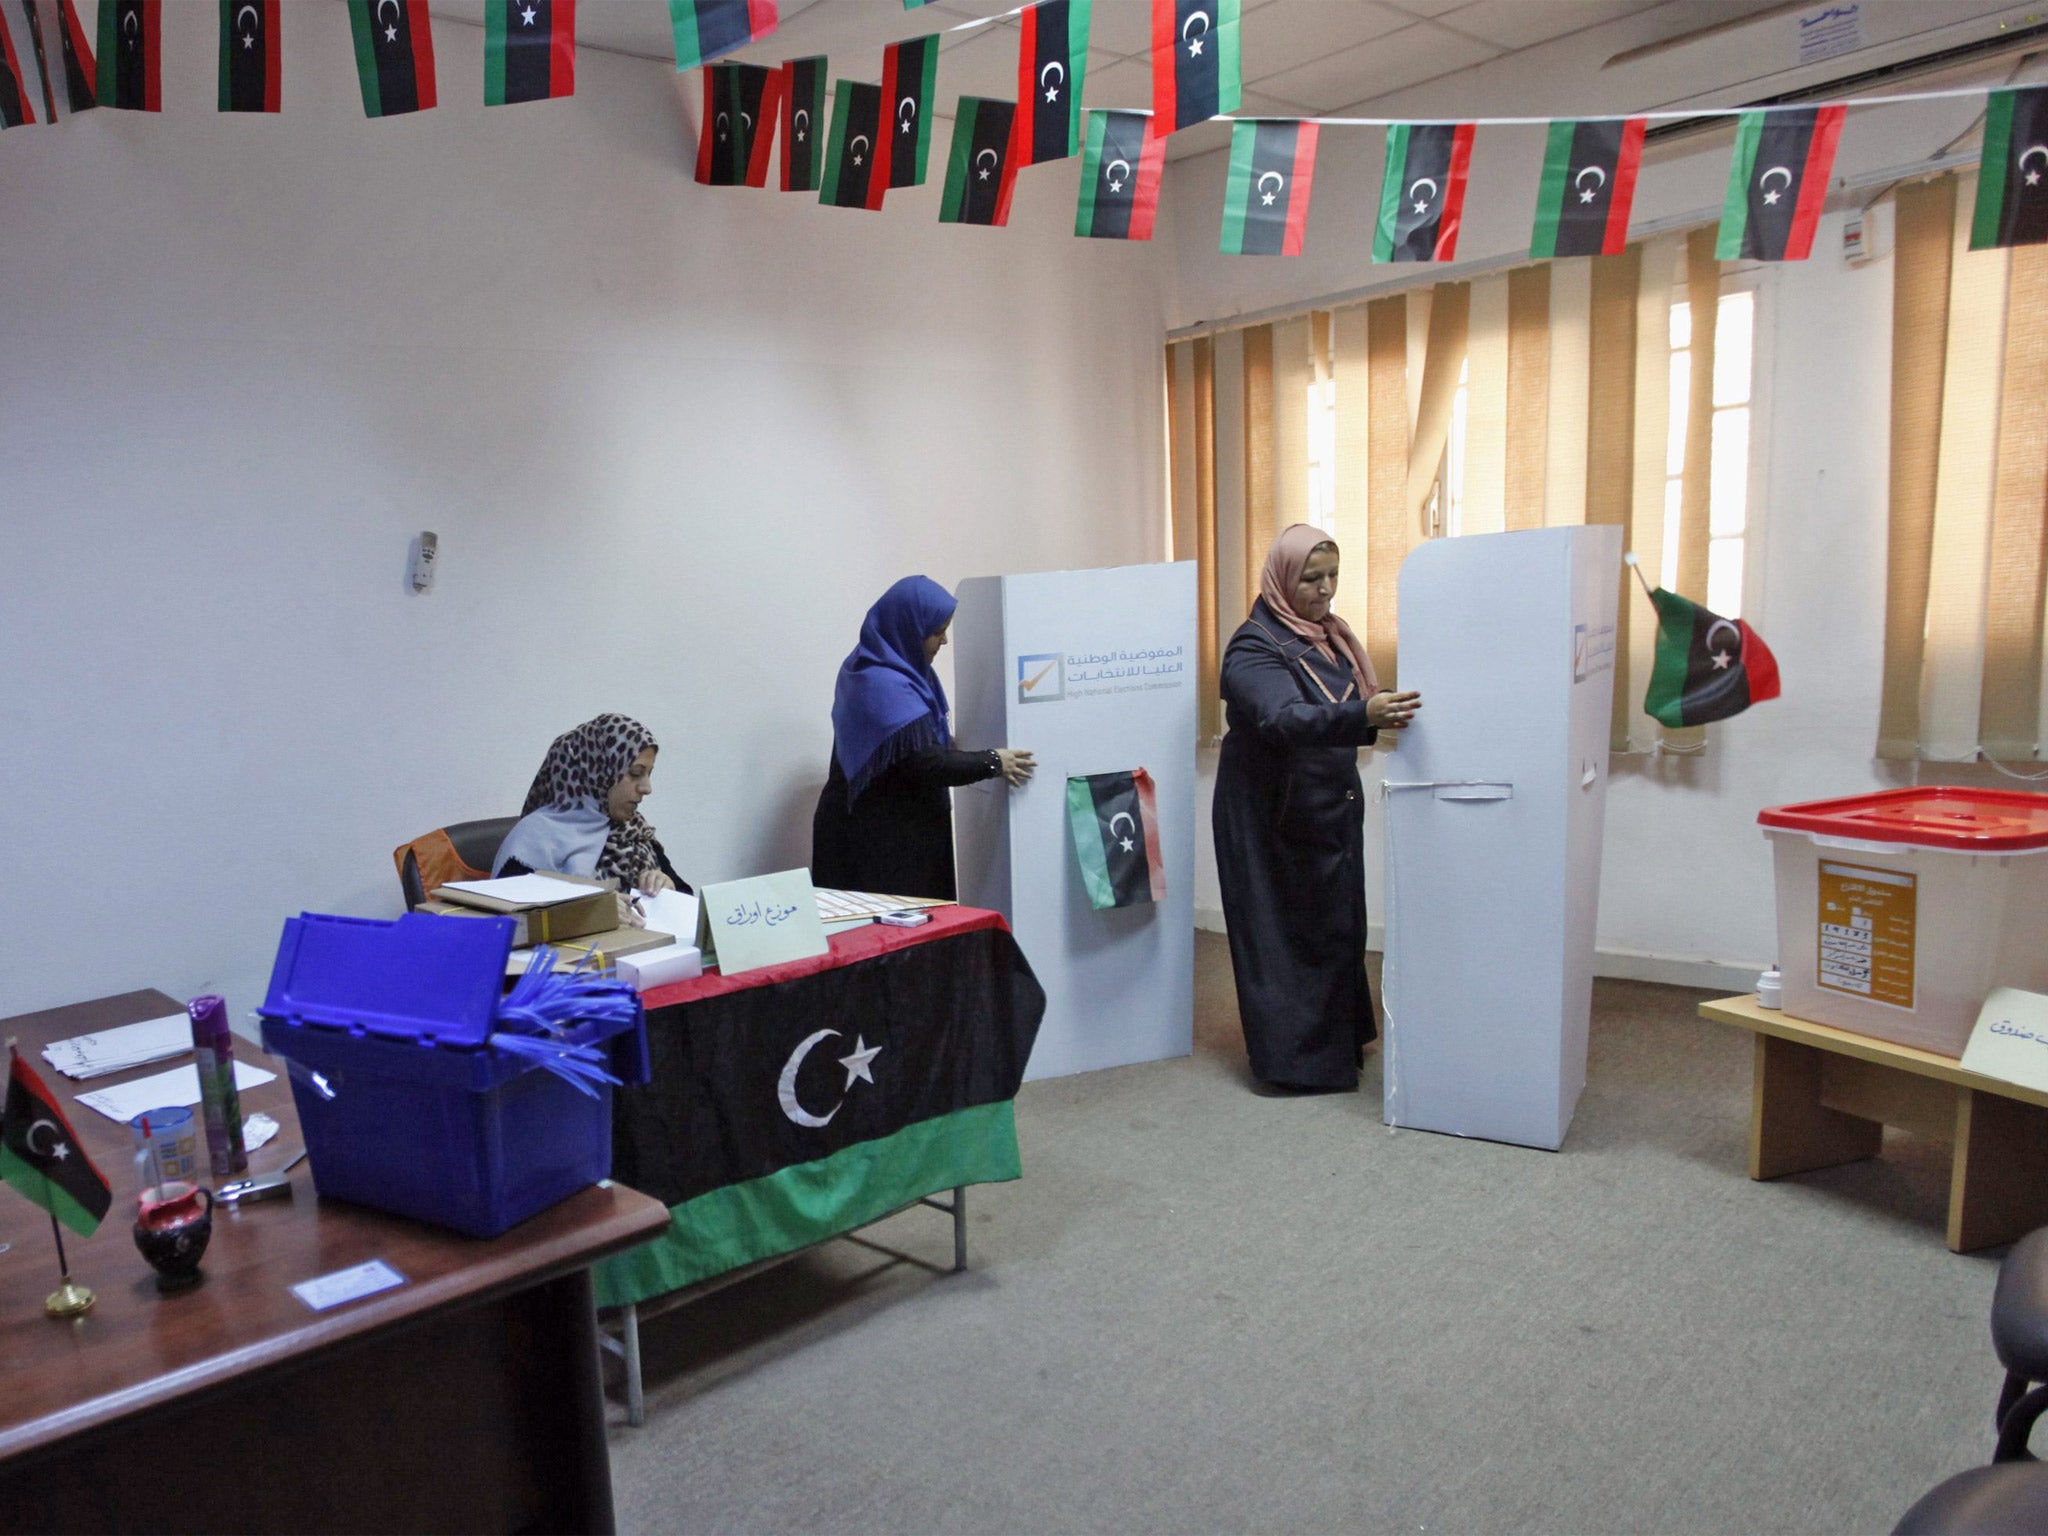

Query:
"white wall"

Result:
[[1170, 2, 2035, 986], [0, 4, 1165, 1018]]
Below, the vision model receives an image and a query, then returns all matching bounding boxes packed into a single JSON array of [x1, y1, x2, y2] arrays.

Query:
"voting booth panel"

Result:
[[1382, 527, 1620, 1151], [953, 564, 1197, 1080]]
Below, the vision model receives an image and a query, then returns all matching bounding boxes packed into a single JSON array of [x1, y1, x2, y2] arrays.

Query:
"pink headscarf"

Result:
[[1259, 523, 1379, 695]]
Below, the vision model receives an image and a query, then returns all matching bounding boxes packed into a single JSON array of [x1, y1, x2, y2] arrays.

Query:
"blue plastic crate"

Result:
[[257, 911, 649, 1239]]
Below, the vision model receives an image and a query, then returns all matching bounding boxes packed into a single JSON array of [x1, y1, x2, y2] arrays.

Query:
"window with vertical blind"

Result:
[[1165, 231, 1754, 754]]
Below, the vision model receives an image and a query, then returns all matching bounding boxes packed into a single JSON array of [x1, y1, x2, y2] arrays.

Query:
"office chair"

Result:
[[394, 817, 520, 909]]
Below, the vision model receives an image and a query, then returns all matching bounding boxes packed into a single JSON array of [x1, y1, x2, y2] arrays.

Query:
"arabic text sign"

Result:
[[701, 868, 831, 976], [1961, 988, 2048, 1094]]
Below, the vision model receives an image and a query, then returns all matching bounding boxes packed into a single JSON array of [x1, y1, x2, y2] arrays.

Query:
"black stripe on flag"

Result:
[[1387, 122, 1459, 260], [0, 46, 25, 128], [1086, 109, 1149, 238], [109, 0, 146, 109], [1551, 118, 1625, 257], [1088, 773, 1153, 907], [1028, 0, 1072, 162], [826, 80, 881, 207], [1739, 107, 1820, 260], [1997, 88, 2048, 247], [372, 3, 422, 115], [502, 0, 555, 104]]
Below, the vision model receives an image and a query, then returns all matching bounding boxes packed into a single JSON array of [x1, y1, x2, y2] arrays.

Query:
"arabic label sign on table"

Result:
[[699, 868, 831, 976], [1960, 987, 2048, 1094]]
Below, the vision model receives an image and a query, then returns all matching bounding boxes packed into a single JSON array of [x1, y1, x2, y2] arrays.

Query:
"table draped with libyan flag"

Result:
[[593, 907, 1044, 1307], [1, 1049, 113, 1239]]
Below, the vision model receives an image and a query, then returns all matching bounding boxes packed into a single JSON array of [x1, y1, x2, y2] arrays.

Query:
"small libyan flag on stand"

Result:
[[1530, 117, 1644, 258], [1374, 122, 1474, 262], [2, 1047, 112, 1239], [1971, 86, 2048, 250], [486, 0, 574, 105], [1068, 770, 1166, 910], [939, 97, 1019, 227], [348, 0, 436, 117], [1013, 0, 1089, 167], [669, 0, 777, 72], [1221, 119, 1318, 255], [1150, 0, 1238, 137], [780, 55, 826, 191], [95, 0, 159, 112], [1643, 586, 1781, 728], [1715, 105, 1842, 261], [219, 0, 281, 115], [57, 0, 97, 114], [0, 5, 32, 128], [697, 62, 780, 187], [879, 34, 938, 191], [1075, 108, 1165, 240], [820, 79, 884, 210]]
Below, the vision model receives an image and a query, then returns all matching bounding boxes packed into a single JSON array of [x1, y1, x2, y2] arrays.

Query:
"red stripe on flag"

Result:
[[1603, 117, 1645, 255], [1738, 621, 1781, 704], [141, 0, 161, 110], [747, 0, 778, 43], [746, 67, 782, 186], [778, 60, 797, 189], [1785, 104, 1844, 261], [263, 0, 281, 110], [1147, 0, 1173, 139], [1010, 3, 1039, 167], [1134, 769, 1167, 903], [1129, 127, 1167, 240], [870, 45, 899, 208], [1433, 122, 1475, 260], [551, 0, 575, 97], [0, 9, 34, 124], [408, 0, 436, 108], [1282, 122, 1318, 256], [694, 66, 717, 182]]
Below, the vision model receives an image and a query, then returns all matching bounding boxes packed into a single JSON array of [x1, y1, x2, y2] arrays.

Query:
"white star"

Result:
[[796, 128, 806, 141], [1578, 187, 1596, 203], [1108, 175, 1125, 192], [1260, 190, 1274, 205], [901, 119, 912, 133], [520, 3, 536, 21], [49, 1140, 69, 1161], [838, 1036, 882, 1088], [1187, 36, 1203, 55], [853, 151, 863, 164], [2030, 169, 2042, 186], [1762, 187, 1781, 205], [242, 32, 255, 48], [1045, 85, 1059, 103], [978, 167, 990, 180], [1711, 651, 1733, 669], [1412, 199, 1428, 214], [384, 23, 397, 40], [1119, 836, 1136, 853]]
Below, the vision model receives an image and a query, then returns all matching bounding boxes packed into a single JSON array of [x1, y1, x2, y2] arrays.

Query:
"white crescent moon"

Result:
[[1041, 61, 1065, 89], [777, 1029, 842, 1129], [1110, 811, 1137, 836], [236, 3, 260, 31], [1759, 164, 1793, 191], [1575, 164, 1606, 190], [2021, 145, 2048, 170], [850, 133, 870, 158], [1408, 176, 1438, 201], [741, 110, 752, 131], [1705, 618, 1741, 651], [976, 147, 999, 171], [24, 1120, 61, 1156], [376, 0, 400, 23], [1106, 156, 1132, 184], [715, 110, 730, 136], [899, 96, 917, 125], [1182, 9, 1210, 39], [1256, 170, 1284, 196], [123, 6, 139, 34], [793, 108, 810, 132]]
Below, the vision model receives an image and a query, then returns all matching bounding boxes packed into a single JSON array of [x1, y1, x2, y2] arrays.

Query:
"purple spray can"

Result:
[[188, 995, 248, 1180]]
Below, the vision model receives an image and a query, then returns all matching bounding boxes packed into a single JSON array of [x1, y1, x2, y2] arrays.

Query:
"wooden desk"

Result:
[[0, 990, 669, 1534], [1701, 994, 2048, 1252]]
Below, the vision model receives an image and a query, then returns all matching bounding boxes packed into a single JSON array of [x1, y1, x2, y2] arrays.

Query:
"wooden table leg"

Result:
[[1750, 1034, 1883, 1180], [1948, 1089, 2048, 1253]]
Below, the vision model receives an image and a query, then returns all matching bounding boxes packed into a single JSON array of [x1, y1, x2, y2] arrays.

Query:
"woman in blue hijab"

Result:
[[812, 575, 1034, 900]]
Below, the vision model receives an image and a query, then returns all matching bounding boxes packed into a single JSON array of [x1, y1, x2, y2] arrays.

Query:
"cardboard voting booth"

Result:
[[953, 563, 1197, 1080], [1381, 526, 1620, 1151]]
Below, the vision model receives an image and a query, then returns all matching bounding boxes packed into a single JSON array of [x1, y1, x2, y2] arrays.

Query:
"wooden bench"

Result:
[[1701, 994, 2048, 1252]]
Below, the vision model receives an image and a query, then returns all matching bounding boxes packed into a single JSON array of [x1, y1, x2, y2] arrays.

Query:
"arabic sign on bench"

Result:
[[1960, 988, 2048, 1095], [698, 869, 831, 976]]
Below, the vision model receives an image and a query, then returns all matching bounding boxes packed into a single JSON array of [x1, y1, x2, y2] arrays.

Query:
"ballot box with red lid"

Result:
[[1758, 787, 2048, 1057]]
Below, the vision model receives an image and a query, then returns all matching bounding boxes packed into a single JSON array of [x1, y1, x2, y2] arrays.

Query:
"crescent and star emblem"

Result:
[[376, 0, 401, 43], [1704, 618, 1741, 670], [1757, 164, 1793, 205], [1408, 175, 1438, 216], [975, 146, 999, 181], [122, 4, 139, 41], [1105, 156, 1131, 192], [24, 1120, 69, 1161], [1256, 169, 1284, 207], [793, 107, 809, 142], [1109, 810, 1138, 853], [741, 110, 752, 131], [1574, 163, 1605, 204], [899, 96, 917, 134], [850, 133, 869, 166], [1183, 8, 1210, 56], [715, 110, 730, 141], [777, 1029, 884, 1129], [1041, 60, 1064, 103], [2021, 143, 2048, 187]]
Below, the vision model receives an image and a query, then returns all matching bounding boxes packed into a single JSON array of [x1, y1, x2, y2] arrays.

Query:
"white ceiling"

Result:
[[425, 0, 1807, 156]]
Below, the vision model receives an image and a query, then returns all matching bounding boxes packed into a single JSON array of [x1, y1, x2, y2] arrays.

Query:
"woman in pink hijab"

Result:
[[1213, 523, 1421, 1093]]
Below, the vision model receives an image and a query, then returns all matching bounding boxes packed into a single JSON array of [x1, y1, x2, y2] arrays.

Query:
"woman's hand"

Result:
[[997, 748, 1036, 787], [615, 892, 647, 929], [638, 870, 675, 896], [1367, 690, 1422, 730]]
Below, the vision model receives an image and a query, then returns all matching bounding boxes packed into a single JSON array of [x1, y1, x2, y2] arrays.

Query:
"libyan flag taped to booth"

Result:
[[1067, 769, 1166, 910], [1, 1048, 112, 1238], [1643, 587, 1781, 728]]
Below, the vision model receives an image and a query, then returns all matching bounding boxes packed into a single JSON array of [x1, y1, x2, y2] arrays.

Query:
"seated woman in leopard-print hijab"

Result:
[[492, 713, 689, 924]]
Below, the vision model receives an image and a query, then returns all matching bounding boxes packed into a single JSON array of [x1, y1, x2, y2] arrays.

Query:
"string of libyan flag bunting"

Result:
[[2, 0, 2044, 255]]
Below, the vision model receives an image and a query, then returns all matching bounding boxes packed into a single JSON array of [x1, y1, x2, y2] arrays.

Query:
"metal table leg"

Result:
[[622, 1302, 644, 1428]]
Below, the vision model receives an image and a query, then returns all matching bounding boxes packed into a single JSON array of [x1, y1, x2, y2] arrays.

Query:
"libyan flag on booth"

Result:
[[2, 1049, 112, 1238], [1067, 769, 1166, 910], [1643, 588, 1781, 728]]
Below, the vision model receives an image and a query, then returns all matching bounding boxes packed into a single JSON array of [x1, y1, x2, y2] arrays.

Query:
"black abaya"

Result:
[[811, 744, 1003, 901], [1212, 600, 1380, 1089]]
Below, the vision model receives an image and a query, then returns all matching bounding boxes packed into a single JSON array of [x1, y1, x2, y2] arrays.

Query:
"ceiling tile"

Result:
[[1429, 0, 1665, 52], [1379, 0, 1475, 17], [1252, 21, 1501, 113], [1086, 0, 1165, 59], [1242, 0, 1414, 81], [1075, 54, 1157, 110]]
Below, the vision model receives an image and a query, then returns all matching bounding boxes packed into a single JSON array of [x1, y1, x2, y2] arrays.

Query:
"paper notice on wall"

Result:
[[1795, 4, 1863, 66], [1961, 989, 2048, 1094], [1816, 860, 1916, 1011]]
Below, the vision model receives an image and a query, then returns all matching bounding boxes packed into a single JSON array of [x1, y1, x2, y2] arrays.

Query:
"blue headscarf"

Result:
[[832, 575, 958, 803]]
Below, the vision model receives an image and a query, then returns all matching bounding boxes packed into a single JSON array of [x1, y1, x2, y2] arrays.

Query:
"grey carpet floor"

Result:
[[608, 934, 2006, 1535]]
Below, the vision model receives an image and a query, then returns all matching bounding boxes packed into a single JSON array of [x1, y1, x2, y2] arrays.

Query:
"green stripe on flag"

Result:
[[1643, 588, 1694, 728], [1217, 0, 1241, 116], [1066, 0, 1092, 154], [819, 78, 848, 203], [94, 0, 113, 105], [484, 0, 506, 105], [1066, 775, 1115, 906], [0, 1146, 102, 1237], [667, 0, 702, 71], [1529, 119, 1575, 259], [912, 39, 939, 180], [939, 97, 972, 222], [1218, 120, 1257, 254], [346, 0, 383, 117], [1715, 109, 1765, 260], [1972, 89, 2017, 251], [1074, 109, 1105, 235], [592, 1101, 1023, 1308], [1372, 124, 1409, 261]]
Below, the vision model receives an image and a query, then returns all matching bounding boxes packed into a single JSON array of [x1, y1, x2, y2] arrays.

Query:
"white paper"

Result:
[[1961, 988, 2048, 1092], [615, 942, 704, 990], [291, 1258, 407, 1311], [438, 873, 595, 906], [243, 1111, 281, 1152], [640, 888, 700, 943], [42, 1014, 193, 1080], [77, 1060, 278, 1125]]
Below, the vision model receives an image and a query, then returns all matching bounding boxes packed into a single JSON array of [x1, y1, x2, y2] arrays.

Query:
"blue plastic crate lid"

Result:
[[260, 911, 515, 1049]]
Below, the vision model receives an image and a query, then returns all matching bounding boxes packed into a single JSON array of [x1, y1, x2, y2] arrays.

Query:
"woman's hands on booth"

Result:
[[997, 749, 1037, 787], [1368, 690, 1422, 730]]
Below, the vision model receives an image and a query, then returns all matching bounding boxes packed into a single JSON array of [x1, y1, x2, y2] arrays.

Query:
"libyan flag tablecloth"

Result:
[[593, 908, 1045, 1308]]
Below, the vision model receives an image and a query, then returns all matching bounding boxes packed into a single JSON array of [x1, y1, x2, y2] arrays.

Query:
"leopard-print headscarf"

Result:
[[520, 714, 661, 889]]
